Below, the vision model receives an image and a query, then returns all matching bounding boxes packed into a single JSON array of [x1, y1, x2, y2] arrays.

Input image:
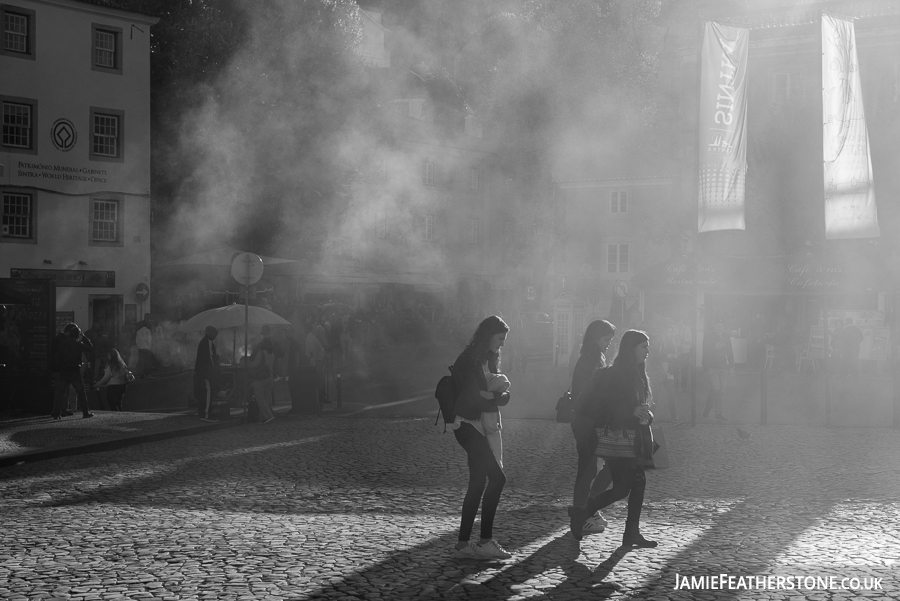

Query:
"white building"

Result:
[[1, 0, 157, 336]]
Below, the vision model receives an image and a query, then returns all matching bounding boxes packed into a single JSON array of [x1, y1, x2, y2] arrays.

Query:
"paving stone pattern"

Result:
[[1, 418, 899, 600]]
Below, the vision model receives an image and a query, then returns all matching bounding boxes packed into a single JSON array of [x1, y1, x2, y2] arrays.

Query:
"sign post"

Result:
[[135, 283, 149, 319], [231, 253, 263, 418]]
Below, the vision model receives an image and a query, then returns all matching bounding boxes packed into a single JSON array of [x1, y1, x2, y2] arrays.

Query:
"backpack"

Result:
[[433, 365, 456, 432]]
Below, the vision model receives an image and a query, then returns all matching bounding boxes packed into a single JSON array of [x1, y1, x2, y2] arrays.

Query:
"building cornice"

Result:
[[30, 0, 159, 26]]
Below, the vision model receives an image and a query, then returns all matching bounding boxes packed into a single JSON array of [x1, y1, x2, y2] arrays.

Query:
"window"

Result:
[[773, 71, 803, 104], [89, 107, 124, 161], [92, 200, 117, 241], [2, 191, 33, 241], [607, 243, 630, 273], [89, 197, 124, 246], [92, 24, 122, 74], [468, 167, 480, 191], [610, 190, 628, 214], [1, 5, 35, 59], [424, 214, 434, 241], [467, 218, 480, 244], [423, 161, 434, 186], [375, 211, 386, 239], [1, 97, 36, 151]]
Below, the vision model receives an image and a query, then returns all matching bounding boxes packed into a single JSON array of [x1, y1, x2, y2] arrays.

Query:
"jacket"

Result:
[[702, 331, 734, 369], [451, 349, 510, 420], [194, 336, 219, 379], [570, 348, 605, 403], [55, 336, 94, 372], [573, 366, 651, 432]]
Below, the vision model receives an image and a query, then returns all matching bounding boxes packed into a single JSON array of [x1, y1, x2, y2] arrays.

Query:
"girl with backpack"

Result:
[[450, 315, 513, 560], [569, 330, 658, 548]]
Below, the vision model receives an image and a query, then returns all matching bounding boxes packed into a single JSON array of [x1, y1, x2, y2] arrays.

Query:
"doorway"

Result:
[[89, 295, 123, 346]]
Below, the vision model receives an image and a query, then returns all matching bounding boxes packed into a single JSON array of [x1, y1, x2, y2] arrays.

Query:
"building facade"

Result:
[[1, 0, 157, 337]]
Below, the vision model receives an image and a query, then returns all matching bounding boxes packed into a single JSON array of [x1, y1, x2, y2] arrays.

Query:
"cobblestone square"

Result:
[[2, 417, 899, 600]]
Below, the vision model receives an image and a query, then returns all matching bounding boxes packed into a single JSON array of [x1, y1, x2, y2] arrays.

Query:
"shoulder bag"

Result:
[[594, 426, 636, 458]]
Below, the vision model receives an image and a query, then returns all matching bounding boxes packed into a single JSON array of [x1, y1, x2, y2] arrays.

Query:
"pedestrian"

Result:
[[306, 324, 328, 403], [569, 330, 657, 547], [249, 337, 276, 423], [84, 322, 110, 381], [569, 319, 616, 535], [194, 325, 221, 422], [655, 325, 682, 424], [94, 349, 129, 411], [451, 315, 513, 560], [702, 321, 733, 421], [135, 315, 153, 378], [51, 324, 94, 420]]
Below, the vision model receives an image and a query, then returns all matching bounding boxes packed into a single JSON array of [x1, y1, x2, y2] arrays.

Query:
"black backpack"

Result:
[[434, 365, 456, 432]]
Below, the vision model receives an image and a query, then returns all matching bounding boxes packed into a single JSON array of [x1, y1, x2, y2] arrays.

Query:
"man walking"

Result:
[[51, 324, 94, 419], [135, 315, 153, 378], [702, 321, 733, 421], [194, 326, 220, 422]]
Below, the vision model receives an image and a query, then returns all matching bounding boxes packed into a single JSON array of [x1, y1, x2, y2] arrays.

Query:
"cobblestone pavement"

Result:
[[1, 417, 899, 600]]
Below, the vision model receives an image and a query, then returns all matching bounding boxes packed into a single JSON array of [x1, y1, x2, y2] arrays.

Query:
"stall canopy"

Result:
[[158, 248, 299, 268]]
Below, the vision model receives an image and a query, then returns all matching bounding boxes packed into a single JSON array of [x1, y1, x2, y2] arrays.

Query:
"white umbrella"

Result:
[[176, 303, 291, 333]]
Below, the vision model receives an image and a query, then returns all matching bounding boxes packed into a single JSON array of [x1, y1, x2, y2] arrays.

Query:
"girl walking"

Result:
[[451, 315, 513, 560], [569, 330, 658, 548]]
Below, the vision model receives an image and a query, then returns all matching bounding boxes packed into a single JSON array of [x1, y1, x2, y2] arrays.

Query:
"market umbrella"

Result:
[[177, 303, 291, 368], [176, 303, 291, 333]]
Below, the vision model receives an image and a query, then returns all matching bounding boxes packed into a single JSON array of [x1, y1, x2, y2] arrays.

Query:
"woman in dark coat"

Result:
[[569, 330, 657, 547], [569, 319, 616, 534], [451, 315, 513, 560]]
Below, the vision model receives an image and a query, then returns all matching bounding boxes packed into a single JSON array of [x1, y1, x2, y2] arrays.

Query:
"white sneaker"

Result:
[[583, 514, 606, 533], [453, 543, 477, 558], [473, 539, 512, 560]]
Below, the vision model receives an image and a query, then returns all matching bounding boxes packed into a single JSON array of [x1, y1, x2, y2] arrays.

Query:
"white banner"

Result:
[[822, 14, 879, 239], [698, 22, 749, 233]]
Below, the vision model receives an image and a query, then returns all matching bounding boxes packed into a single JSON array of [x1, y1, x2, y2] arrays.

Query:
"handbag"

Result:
[[555, 389, 573, 423], [594, 426, 636, 458], [125, 368, 136, 383]]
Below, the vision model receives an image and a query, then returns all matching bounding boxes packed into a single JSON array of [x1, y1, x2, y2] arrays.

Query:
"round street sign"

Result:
[[614, 279, 629, 299], [135, 283, 150, 302], [231, 252, 263, 286]]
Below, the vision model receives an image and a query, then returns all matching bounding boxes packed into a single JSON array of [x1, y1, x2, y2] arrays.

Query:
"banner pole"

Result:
[[820, 10, 832, 427]]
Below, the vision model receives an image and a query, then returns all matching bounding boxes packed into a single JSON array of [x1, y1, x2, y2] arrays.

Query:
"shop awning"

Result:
[[632, 255, 782, 295], [634, 253, 888, 295]]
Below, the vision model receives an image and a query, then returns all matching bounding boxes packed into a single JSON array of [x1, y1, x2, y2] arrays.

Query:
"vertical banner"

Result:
[[822, 14, 879, 239], [698, 22, 749, 233]]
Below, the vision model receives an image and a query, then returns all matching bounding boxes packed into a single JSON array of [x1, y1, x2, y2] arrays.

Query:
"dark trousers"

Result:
[[583, 457, 646, 525], [53, 371, 89, 416], [136, 349, 153, 377], [194, 374, 218, 418], [572, 423, 612, 507], [106, 384, 127, 411], [454, 422, 506, 542]]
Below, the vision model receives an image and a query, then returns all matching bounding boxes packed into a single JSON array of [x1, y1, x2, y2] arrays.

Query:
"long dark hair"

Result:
[[107, 348, 126, 373], [466, 315, 509, 371], [612, 329, 651, 403], [581, 319, 616, 356]]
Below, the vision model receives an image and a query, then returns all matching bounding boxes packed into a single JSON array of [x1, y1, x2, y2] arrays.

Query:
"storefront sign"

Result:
[[10, 268, 115, 288], [662, 262, 718, 288], [786, 263, 842, 290], [1, 279, 56, 374]]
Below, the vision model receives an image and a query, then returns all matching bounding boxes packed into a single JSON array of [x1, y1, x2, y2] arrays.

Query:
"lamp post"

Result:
[[231, 253, 263, 417]]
